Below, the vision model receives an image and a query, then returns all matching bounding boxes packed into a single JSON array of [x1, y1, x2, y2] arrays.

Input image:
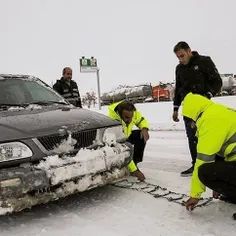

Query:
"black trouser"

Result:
[[184, 117, 198, 166], [199, 161, 236, 197], [127, 130, 146, 165]]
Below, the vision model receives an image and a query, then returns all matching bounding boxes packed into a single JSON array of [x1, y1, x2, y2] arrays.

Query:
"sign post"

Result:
[[96, 69, 101, 110], [79, 57, 101, 110]]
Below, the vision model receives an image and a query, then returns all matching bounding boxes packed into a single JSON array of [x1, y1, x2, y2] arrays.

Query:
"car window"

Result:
[[0, 78, 64, 105], [24, 81, 62, 102], [7, 85, 27, 104]]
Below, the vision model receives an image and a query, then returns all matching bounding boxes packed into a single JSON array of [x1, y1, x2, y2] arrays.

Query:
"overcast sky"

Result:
[[1, 0, 236, 95]]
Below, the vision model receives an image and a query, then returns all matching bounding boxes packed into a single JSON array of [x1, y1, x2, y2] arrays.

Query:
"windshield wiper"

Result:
[[0, 103, 28, 108], [28, 101, 68, 106], [0, 101, 68, 109]]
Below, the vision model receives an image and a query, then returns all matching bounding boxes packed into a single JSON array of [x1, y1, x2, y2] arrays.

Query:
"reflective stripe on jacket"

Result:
[[53, 78, 82, 108]]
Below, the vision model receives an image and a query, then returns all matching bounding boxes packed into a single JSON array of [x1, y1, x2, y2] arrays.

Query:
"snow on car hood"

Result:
[[0, 106, 120, 142]]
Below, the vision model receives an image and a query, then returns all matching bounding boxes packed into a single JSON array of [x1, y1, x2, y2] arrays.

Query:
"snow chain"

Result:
[[113, 178, 213, 209]]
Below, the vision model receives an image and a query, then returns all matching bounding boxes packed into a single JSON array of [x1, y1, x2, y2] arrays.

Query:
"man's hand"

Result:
[[132, 169, 145, 181], [185, 197, 199, 211], [141, 128, 149, 142], [172, 111, 179, 122]]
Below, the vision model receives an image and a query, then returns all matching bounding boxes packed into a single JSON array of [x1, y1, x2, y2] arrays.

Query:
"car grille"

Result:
[[37, 129, 97, 151]]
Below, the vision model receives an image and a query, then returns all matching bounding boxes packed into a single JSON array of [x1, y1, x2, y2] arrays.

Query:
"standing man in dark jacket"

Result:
[[172, 41, 222, 177], [53, 67, 82, 108]]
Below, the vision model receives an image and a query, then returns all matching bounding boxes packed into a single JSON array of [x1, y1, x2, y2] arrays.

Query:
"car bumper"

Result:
[[0, 142, 132, 214]]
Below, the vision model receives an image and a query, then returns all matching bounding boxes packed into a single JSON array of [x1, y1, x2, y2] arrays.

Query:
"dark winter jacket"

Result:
[[173, 51, 222, 111], [53, 78, 82, 108]]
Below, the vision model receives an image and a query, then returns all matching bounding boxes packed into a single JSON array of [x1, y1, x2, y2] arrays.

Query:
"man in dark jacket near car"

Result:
[[172, 41, 222, 177], [53, 67, 82, 108]]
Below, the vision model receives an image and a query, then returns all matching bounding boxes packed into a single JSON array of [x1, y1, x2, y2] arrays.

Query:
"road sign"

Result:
[[79, 56, 101, 110], [80, 57, 98, 73]]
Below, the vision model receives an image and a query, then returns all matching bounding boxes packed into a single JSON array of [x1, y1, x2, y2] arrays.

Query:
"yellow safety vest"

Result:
[[108, 101, 149, 172], [182, 93, 236, 198]]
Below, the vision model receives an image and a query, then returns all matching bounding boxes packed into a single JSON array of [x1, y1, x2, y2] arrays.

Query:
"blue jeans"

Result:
[[184, 117, 198, 166]]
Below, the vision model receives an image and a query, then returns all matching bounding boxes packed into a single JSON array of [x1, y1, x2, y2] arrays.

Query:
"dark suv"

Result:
[[0, 74, 132, 214]]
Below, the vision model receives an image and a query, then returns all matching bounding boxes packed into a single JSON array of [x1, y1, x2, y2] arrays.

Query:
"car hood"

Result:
[[0, 106, 120, 142]]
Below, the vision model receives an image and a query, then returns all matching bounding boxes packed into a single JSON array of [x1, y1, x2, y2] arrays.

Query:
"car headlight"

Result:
[[102, 125, 127, 146], [0, 142, 33, 162]]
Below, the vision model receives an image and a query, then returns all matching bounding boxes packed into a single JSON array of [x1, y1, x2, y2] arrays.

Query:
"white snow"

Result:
[[52, 132, 77, 154], [95, 95, 236, 131], [1, 95, 236, 236], [102, 126, 126, 145], [55, 168, 127, 197], [0, 203, 13, 215], [6, 104, 43, 111], [36, 140, 131, 185]]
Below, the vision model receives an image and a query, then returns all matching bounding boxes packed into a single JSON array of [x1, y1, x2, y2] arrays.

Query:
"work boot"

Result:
[[180, 166, 194, 177], [219, 194, 236, 204]]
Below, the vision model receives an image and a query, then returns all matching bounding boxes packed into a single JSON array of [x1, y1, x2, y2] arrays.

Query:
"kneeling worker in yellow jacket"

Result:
[[108, 100, 149, 181], [182, 93, 236, 211]]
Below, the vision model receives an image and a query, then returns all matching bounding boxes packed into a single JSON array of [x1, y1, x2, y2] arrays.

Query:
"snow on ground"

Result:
[[0, 96, 236, 236], [93, 95, 236, 131]]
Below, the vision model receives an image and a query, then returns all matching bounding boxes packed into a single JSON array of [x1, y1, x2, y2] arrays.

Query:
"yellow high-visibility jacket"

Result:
[[108, 101, 149, 172], [182, 93, 236, 198]]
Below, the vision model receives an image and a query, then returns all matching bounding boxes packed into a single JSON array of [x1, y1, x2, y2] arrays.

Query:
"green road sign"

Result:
[[80, 57, 98, 72]]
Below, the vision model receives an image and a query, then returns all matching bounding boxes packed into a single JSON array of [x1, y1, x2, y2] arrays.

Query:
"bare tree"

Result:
[[82, 90, 97, 108]]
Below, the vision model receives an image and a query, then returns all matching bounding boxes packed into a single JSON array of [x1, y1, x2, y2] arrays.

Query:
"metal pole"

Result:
[[96, 68, 101, 110]]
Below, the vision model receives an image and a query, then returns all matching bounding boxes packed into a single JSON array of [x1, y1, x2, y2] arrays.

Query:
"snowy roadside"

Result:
[[88, 95, 236, 132], [1, 160, 236, 236]]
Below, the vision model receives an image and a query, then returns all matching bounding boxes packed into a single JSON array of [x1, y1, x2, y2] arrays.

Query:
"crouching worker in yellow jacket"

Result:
[[108, 100, 149, 181], [182, 92, 236, 211]]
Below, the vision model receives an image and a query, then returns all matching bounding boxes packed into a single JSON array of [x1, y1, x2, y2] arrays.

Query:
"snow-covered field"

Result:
[[96, 95, 236, 131], [1, 96, 236, 236]]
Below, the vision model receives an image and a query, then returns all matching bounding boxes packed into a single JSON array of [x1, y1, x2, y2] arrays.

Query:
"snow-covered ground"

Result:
[[1, 96, 236, 236], [95, 95, 236, 131]]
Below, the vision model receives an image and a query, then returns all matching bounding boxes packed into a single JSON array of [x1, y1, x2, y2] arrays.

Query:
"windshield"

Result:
[[0, 77, 66, 105]]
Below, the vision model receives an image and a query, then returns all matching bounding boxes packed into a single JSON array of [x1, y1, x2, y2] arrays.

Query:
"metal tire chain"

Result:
[[113, 178, 213, 209]]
